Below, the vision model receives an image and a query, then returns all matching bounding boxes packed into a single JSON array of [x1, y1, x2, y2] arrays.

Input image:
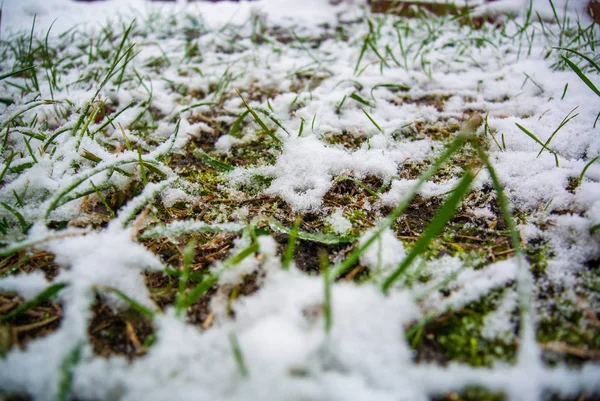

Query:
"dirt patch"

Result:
[[0, 293, 63, 354], [88, 296, 154, 359], [0, 251, 60, 280]]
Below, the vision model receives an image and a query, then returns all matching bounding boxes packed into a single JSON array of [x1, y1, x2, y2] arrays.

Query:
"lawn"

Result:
[[0, 0, 599, 400]]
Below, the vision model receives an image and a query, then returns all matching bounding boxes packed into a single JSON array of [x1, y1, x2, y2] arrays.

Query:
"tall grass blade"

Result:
[[0, 66, 35, 81], [329, 134, 468, 280], [282, 217, 301, 270], [320, 249, 332, 334], [381, 170, 475, 294], [56, 344, 82, 401], [176, 240, 196, 316], [515, 123, 559, 166], [578, 155, 600, 187], [555, 47, 600, 73], [229, 332, 249, 378], [474, 146, 528, 325], [537, 107, 578, 158], [561, 56, 600, 97]]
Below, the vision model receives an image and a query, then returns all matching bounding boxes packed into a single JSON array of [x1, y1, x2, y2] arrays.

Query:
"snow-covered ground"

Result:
[[0, 0, 599, 400]]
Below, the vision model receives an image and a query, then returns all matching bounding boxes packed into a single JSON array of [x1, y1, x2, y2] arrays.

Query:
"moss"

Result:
[[432, 387, 506, 401], [525, 238, 550, 278], [225, 133, 279, 168], [410, 288, 517, 367], [323, 130, 368, 150], [566, 176, 579, 194], [343, 208, 378, 237], [536, 288, 600, 366]]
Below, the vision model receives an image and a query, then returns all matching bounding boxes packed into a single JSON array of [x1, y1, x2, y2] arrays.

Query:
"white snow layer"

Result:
[[1, 0, 600, 400]]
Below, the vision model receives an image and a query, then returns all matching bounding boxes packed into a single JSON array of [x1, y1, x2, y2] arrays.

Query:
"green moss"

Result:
[[536, 289, 600, 366], [177, 165, 221, 194], [525, 239, 550, 277], [432, 387, 506, 401], [226, 134, 279, 168], [411, 288, 517, 367], [323, 131, 368, 150], [238, 175, 275, 196]]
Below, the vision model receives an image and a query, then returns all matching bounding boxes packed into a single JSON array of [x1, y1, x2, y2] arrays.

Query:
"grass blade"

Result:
[[329, 134, 468, 280], [381, 170, 476, 294], [561, 56, 600, 98], [180, 102, 218, 114], [0, 150, 15, 183], [515, 123, 559, 166], [194, 148, 234, 172], [474, 145, 531, 343], [320, 249, 332, 334], [268, 219, 356, 245], [0, 66, 35, 81], [256, 108, 291, 136], [137, 148, 148, 185], [236, 91, 282, 144], [298, 118, 305, 137], [578, 155, 600, 187], [90, 181, 116, 219], [537, 107, 578, 158], [56, 344, 82, 401], [361, 107, 384, 134], [156, 119, 181, 162], [100, 286, 155, 319], [0, 100, 58, 132], [282, 217, 301, 270], [555, 47, 600, 73], [228, 110, 250, 137], [0, 283, 67, 323], [140, 221, 245, 240], [0, 202, 31, 234], [180, 242, 259, 309], [332, 176, 379, 198], [350, 92, 372, 107], [176, 240, 196, 316], [229, 332, 249, 378]]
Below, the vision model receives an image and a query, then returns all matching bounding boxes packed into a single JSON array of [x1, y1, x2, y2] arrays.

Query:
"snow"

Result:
[[325, 208, 353, 234], [482, 287, 518, 341], [0, 270, 49, 301], [358, 227, 406, 281], [1, 0, 600, 399]]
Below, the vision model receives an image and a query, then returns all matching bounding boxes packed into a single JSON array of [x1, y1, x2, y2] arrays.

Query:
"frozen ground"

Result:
[[0, 0, 599, 400]]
